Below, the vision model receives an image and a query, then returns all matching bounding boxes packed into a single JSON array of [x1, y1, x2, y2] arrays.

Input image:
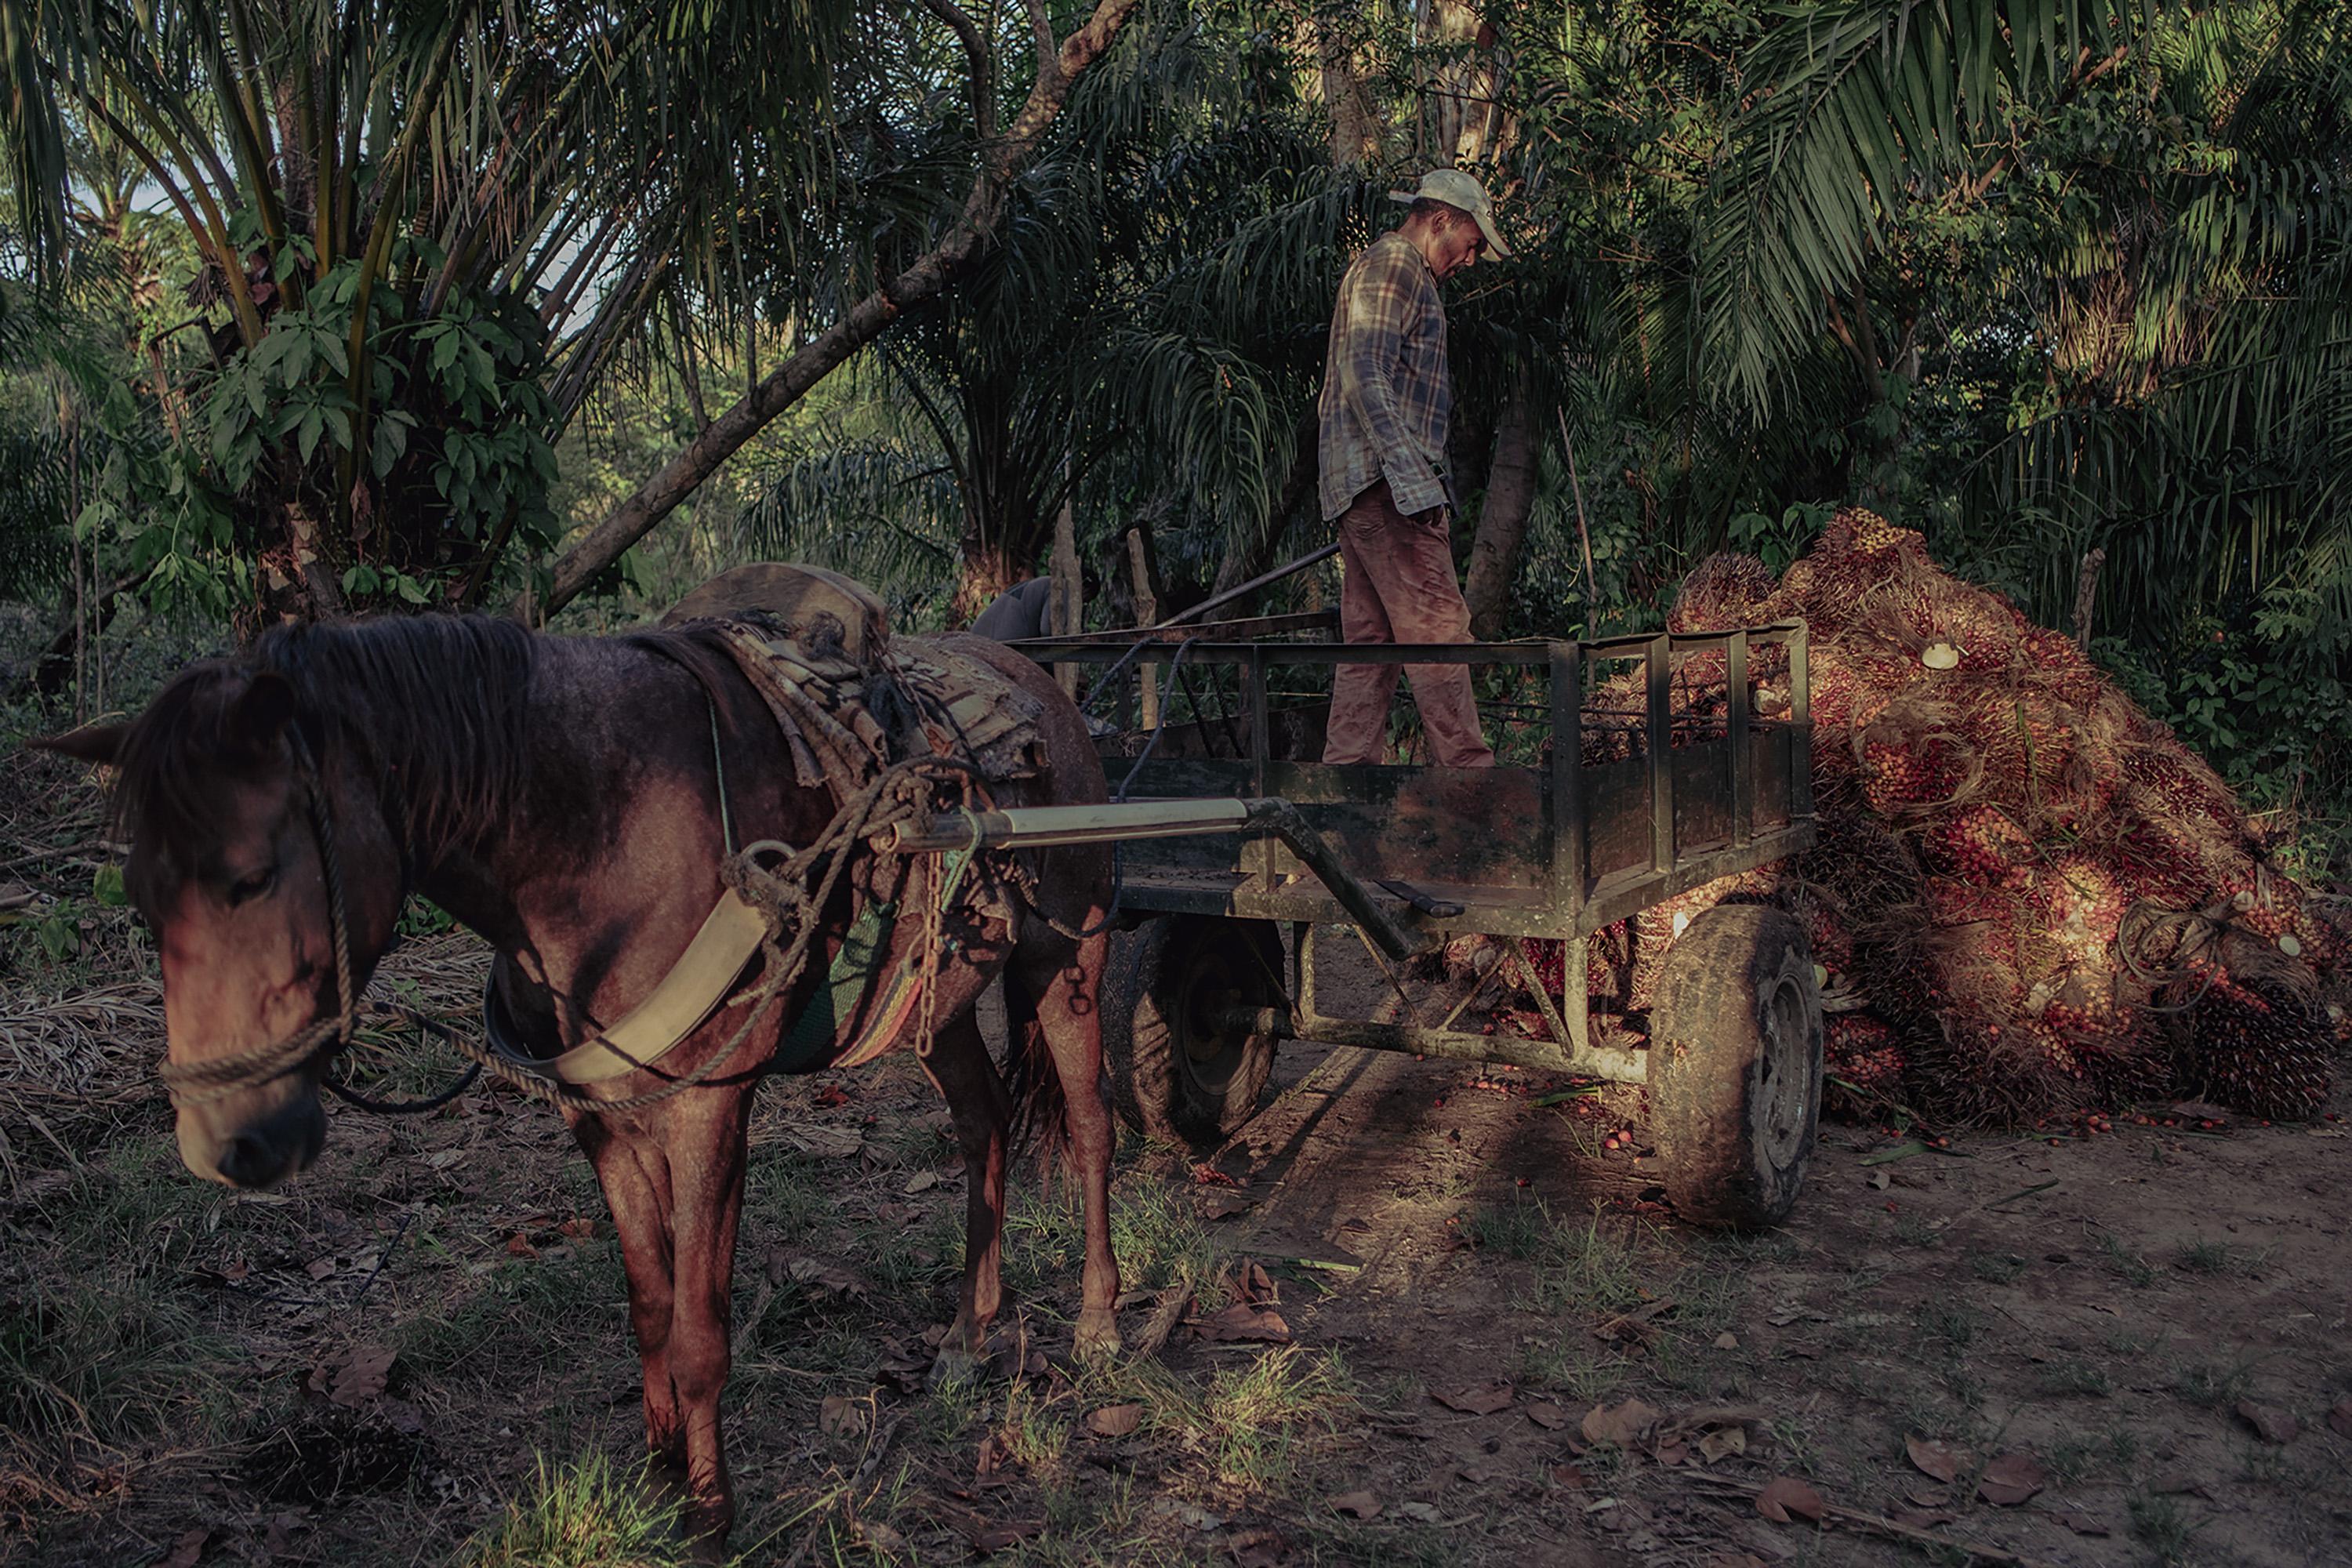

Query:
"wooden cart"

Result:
[[924, 617, 1821, 1229]]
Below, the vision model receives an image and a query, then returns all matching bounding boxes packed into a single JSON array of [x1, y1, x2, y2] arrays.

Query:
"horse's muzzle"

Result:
[[207, 1094, 327, 1189]]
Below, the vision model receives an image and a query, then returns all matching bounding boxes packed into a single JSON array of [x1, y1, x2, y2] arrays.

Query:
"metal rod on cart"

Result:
[[1150, 543, 1338, 631], [886, 795, 1428, 962]]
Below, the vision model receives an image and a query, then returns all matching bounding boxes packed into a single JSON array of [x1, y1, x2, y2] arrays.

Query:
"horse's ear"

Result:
[[227, 672, 297, 755], [34, 721, 128, 768]]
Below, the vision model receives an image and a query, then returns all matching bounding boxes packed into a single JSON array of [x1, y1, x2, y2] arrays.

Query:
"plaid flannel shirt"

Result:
[[1318, 231, 1452, 521]]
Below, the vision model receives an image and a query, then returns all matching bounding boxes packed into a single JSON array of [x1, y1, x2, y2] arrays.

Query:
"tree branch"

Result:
[[523, 0, 1145, 620], [1023, 0, 1060, 89], [920, 0, 996, 142]]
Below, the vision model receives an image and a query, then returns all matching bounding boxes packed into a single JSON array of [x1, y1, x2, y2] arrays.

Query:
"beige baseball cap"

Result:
[[1388, 169, 1511, 258]]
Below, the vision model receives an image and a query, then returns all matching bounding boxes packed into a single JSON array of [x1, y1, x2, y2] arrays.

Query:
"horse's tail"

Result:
[[1000, 971, 1070, 1164]]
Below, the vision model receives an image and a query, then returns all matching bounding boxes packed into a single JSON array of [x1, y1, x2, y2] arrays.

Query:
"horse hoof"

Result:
[[1073, 1309, 1123, 1360], [929, 1345, 983, 1390]]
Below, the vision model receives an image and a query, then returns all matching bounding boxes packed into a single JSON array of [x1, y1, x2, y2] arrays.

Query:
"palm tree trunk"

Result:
[[1463, 379, 1538, 640]]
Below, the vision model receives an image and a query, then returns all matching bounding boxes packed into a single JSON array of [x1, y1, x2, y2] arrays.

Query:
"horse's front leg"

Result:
[[653, 1089, 755, 1546], [919, 1010, 1011, 1371], [572, 1116, 686, 1483]]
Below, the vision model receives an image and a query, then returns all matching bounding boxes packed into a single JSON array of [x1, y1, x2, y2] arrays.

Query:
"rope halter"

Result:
[[155, 729, 364, 1108]]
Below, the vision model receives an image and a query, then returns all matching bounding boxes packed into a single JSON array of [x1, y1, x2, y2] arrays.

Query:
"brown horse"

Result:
[[39, 611, 1122, 1543]]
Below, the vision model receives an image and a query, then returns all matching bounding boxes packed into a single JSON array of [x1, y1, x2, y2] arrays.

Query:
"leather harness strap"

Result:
[[485, 888, 773, 1085]]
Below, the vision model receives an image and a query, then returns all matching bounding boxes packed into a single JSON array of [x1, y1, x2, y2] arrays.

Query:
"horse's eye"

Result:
[[227, 869, 278, 907]]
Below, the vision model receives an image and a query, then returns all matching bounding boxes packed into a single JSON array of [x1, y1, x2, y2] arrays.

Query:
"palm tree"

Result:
[[0, 0, 1146, 626]]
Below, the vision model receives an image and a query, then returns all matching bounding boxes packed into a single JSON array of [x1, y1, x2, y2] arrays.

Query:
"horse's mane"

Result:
[[113, 615, 537, 872]]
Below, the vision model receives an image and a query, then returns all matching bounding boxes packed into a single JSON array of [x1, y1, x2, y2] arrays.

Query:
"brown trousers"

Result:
[[1320, 480, 1496, 768]]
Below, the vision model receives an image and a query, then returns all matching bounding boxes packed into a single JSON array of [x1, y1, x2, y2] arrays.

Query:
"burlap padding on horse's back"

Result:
[[714, 626, 1049, 802], [664, 562, 891, 667]]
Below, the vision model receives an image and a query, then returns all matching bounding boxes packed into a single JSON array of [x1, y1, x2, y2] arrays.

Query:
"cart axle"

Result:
[[1205, 1004, 1649, 1084]]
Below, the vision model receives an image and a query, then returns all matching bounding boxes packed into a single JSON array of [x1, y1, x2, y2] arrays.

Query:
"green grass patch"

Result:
[[0, 1138, 234, 1460], [2128, 1491, 2202, 1566], [2096, 1230, 2158, 1288], [2171, 1353, 2258, 1410], [400, 1241, 628, 1377], [458, 1452, 693, 1568], [1004, 1171, 1218, 1298], [2040, 1359, 2112, 1397]]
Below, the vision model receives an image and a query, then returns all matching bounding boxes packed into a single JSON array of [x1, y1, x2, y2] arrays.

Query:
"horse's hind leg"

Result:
[[920, 1009, 1012, 1367], [1011, 930, 1123, 1358]]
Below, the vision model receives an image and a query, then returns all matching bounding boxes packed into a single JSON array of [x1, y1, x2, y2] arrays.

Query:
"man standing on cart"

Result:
[[1318, 169, 1507, 769]]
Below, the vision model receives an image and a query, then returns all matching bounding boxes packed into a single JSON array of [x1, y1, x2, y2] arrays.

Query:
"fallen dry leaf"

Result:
[[2236, 1399, 2299, 1444], [1655, 1440, 1690, 1465], [1550, 1462, 1589, 1489], [818, 1394, 866, 1438], [855, 1519, 909, 1555], [1229, 1260, 1279, 1307], [1755, 1475, 1825, 1524], [2150, 1471, 2211, 1497], [159, 1526, 209, 1568], [775, 1251, 872, 1299], [1976, 1452, 2047, 1506], [2331, 1398, 2352, 1439], [1890, 1508, 1956, 1530], [1904, 1433, 1972, 1484], [1699, 1426, 1748, 1463], [1526, 1402, 1570, 1430], [968, 1519, 1041, 1552], [504, 1232, 537, 1259], [904, 1170, 940, 1194], [2052, 1504, 2113, 1537], [1197, 1303, 1290, 1343], [327, 1345, 394, 1408], [1328, 1489, 1381, 1519], [1434, 1381, 1515, 1415], [1086, 1403, 1144, 1438], [1714, 1331, 1740, 1351], [1581, 1397, 1661, 1447], [975, 1431, 1014, 1478], [1198, 1191, 1257, 1220], [1765, 1304, 1827, 1326], [305, 1255, 339, 1279], [557, 1216, 597, 1240], [1393, 1501, 1441, 1523], [779, 1120, 863, 1160], [1225, 1528, 1292, 1568]]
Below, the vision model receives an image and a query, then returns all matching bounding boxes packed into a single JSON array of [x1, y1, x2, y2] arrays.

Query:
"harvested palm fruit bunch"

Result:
[[1538, 505, 2347, 1123]]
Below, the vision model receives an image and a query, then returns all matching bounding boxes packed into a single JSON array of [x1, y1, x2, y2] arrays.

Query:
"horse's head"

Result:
[[42, 664, 408, 1187]]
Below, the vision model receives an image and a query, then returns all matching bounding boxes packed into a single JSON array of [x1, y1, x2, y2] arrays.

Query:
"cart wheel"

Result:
[[1648, 905, 1823, 1229], [1101, 916, 1286, 1146]]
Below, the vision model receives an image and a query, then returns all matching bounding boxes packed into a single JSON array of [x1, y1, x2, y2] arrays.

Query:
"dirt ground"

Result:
[[5, 910, 2349, 1568]]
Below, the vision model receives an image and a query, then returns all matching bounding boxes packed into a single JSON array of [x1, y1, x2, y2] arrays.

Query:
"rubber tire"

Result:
[[1649, 905, 1824, 1229], [1100, 916, 1285, 1147]]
